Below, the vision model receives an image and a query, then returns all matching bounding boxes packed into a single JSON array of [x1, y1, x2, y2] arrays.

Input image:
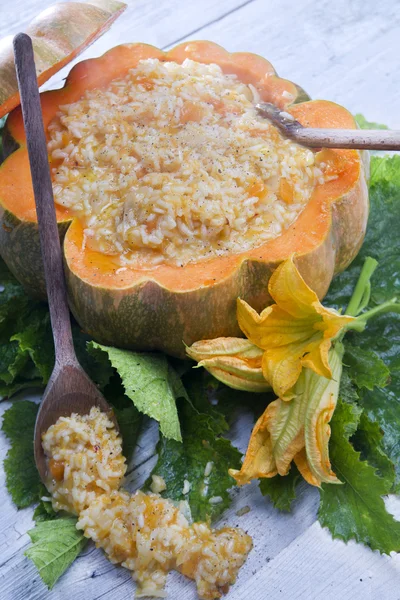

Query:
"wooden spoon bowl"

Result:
[[34, 362, 116, 483]]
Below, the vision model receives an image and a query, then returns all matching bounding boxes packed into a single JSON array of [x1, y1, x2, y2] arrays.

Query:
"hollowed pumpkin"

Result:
[[0, 41, 369, 357]]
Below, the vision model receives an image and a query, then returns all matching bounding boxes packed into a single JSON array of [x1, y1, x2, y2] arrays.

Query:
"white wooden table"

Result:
[[1, 1, 400, 599]]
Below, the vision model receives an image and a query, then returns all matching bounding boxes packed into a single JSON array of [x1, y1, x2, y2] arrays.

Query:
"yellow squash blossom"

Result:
[[187, 257, 354, 397], [187, 255, 399, 490], [237, 256, 354, 399], [186, 257, 356, 488], [229, 344, 344, 488]]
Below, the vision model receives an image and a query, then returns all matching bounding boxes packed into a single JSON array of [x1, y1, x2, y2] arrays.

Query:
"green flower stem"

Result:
[[341, 299, 400, 337], [345, 257, 378, 317], [341, 320, 366, 334], [358, 281, 371, 314], [356, 298, 400, 322]]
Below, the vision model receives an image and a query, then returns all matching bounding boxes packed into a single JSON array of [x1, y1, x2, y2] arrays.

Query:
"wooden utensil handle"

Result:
[[13, 33, 77, 367], [288, 128, 400, 150], [256, 102, 400, 150]]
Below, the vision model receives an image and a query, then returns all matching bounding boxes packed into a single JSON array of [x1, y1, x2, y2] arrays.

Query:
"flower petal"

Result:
[[262, 333, 323, 399], [300, 337, 332, 379], [266, 393, 306, 476], [268, 256, 320, 318], [293, 448, 321, 487], [304, 345, 344, 485], [186, 337, 263, 362], [238, 299, 317, 350], [197, 356, 270, 393], [237, 299, 272, 348], [314, 303, 355, 339], [229, 409, 277, 485]]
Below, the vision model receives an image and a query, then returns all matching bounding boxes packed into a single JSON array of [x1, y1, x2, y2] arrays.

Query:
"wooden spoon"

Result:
[[13, 33, 117, 484], [256, 102, 400, 150]]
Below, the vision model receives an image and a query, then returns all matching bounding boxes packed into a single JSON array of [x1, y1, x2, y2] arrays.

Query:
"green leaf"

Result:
[[88, 342, 182, 441], [11, 306, 54, 383], [147, 370, 241, 521], [186, 371, 228, 435], [113, 405, 143, 462], [344, 157, 400, 489], [334, 370, 362, 430], [25, 518, 87, 589], [2, 399, 37, 440], [319, 397, 400, 553], [0, 340, 29, 384], [354, 316, 400, 373], [326, 156, 400, 310], [356, 377, 400, 493], [326, 154, 400, 490], [259, 466, 301, 512], [2, 400, 41, 508], [370, 154, 400, 188], [354, 114, 388, 130], [33, 485, 59, 522], [33, 501, 59, 523], [0, 258, 113, 397], [0, 259, 54, 393], [344, 344, 390, 390], [72, 326, 113, 389], [0, 378, 43, 400], [352, 412, 395, 486], [0, 259, 30, 335]]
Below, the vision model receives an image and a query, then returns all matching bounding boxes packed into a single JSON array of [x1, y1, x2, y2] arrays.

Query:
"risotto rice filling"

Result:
[[42, 408, 252, 599], [48, 58, 325, 267]]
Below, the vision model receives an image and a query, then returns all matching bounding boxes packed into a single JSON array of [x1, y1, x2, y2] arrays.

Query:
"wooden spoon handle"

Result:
[[278, 127, 400, 151], [256, 102, 400, 150], [13, 33, 77, 367]]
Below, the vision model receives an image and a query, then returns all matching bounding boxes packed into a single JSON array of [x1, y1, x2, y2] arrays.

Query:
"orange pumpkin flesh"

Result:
[[0, 42, 369, 356]]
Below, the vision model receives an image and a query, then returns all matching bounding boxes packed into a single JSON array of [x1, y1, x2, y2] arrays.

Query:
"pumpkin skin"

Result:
[[0, 42, 369, 357]]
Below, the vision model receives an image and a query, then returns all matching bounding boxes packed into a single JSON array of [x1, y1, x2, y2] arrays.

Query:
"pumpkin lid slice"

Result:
[[0, 0, 126, 119]]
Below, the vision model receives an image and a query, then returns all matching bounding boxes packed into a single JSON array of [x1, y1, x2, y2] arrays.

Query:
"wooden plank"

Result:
[[166, 0, 400, 128], [0, 0, 246, 40], [0, 0, 248, 80], [229, 513, 400, 600], [3, 0, 399, 129]]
